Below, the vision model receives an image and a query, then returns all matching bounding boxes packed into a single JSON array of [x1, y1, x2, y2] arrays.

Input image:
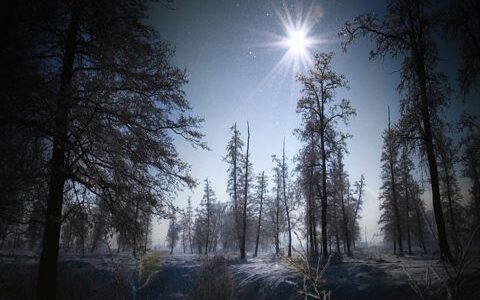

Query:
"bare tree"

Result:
[[282, 139, 293, 257], [240, 122, 251, 259], [296, 52, 355, 261], [224, 123, 244, 253], [379, 114, 404, 256], [341, 0, 454, 262], [167, 211, 180, 255], [254, 171, 267, 257]]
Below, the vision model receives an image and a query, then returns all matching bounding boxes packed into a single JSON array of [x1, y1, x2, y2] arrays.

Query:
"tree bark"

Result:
[[415, 49, 453, 262], [36, 11, 77, 300]]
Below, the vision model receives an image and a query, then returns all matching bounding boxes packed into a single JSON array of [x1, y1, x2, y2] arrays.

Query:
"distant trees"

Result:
[[167, 212, 180, 255], [254, 172, 267, 257], [240, 123, 251, 259], [180, 197, 194, 254], [295, 130, 320, 257], [331, 147, 352, 257], [281, 140, 293, 257], [224, 123, 244, 253], [351, 175, 365, 249], [378, 124, 431, 255], [378, 121, 404, 256], [271, 155, 284, 255], [195, 179, 217, 255], [341, 0, 455, 262], [296, 52, 356, 260]]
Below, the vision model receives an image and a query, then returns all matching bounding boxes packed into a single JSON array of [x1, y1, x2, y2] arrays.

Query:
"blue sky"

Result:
[[146, 0, 478, 246]]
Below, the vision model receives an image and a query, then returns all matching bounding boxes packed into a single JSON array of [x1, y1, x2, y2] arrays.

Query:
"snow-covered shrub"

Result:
[[138, 250, 162, 285], [283, 248, 332, 300]]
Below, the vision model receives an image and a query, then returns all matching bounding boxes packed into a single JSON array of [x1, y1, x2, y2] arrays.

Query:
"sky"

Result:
[[145, 0, 478, 246]]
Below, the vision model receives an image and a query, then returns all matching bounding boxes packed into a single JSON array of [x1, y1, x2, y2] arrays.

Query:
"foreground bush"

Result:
[[189, 256, 233, 300], [138, 250, 162, 285]]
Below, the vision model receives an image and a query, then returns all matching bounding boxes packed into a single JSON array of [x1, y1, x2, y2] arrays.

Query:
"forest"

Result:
[[0, 0, 479, 299]]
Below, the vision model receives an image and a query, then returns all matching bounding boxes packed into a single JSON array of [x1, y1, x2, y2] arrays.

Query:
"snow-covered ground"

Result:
[[1, 250, 479, 299]]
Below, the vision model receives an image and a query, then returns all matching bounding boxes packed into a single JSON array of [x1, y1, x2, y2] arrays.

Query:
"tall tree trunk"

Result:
[[282, 140, 292, 257], [389, 154, 404, 257], [233, 123, 240, 252], [320, 131, 328, 261], [254, 172, 265, 257], [205, 180, 210, 255], [333, 200, 340, 254], [386, 109, 403, 257], [240, 123, 250, 259], [405, 191, 412, 255], [340, 181, 352, 257], [309, 137, 319, 257], [275, 184, 280, 254], [415, 50, 453, 262], [36, 12, 77, 300]]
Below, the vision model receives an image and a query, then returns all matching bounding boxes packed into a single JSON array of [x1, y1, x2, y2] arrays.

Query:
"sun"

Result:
[[287, 28, 308, 55]]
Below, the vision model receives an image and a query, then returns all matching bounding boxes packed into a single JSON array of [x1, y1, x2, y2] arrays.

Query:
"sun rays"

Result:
[[245, 1, 330, 102]]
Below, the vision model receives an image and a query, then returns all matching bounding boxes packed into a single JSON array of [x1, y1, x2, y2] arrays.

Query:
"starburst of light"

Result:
[[244, 1, 328, 103]]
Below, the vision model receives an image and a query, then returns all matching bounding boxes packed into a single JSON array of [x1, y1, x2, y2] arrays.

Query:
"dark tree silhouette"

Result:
[[341, 0, 454, 262], [240, 122, 251, 259], [254, 171, 267, 257]]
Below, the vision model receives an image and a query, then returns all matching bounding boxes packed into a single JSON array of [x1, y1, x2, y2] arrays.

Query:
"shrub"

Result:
[[138, 250, 162, 285], [189, 256, 233, 300]]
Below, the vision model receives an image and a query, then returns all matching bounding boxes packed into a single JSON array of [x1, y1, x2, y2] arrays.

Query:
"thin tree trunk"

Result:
[[340, 179, 352, 256], [205, 180, 210, 255], [36, 12, 77, 300], [282, 139, 292, 257], [233, 123, 240, 253], [405, 193, 412, 255], [403, 177, 412, 255], [334, 200, 340, 253], [387, 113, 403, 257], [240, 123, 250, 259], [275, 183, 280, 254], [254, 172, 265, 257], [320, 131, 328, 261], [390, 157, 403, 257]]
